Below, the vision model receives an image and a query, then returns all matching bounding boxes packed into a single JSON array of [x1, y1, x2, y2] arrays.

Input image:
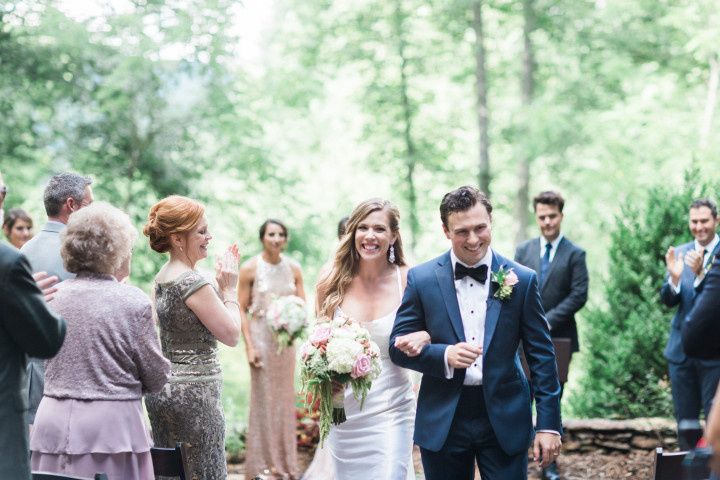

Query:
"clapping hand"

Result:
[[215, 244, 240, 293], [684, 248, 705, 277], [394, 331, 431, 357], [32, 271, 59, 303], [665, 247, 684, 284]]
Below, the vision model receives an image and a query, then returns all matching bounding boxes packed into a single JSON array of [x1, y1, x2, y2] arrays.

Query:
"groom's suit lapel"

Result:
[[483, 251, 502, 353], [435, 252, 466, 342]]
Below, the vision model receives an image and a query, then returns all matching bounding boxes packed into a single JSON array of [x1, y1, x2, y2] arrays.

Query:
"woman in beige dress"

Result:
[[238, 219, 306, 479]]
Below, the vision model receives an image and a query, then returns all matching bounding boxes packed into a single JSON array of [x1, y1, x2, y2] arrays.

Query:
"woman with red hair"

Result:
[[143, 195, 241, 479]]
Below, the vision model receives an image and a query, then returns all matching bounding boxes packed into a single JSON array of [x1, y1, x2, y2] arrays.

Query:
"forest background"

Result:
[[2, 0, 719, 454]]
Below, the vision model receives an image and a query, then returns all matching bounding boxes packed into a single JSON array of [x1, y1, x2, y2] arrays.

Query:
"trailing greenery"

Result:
[[568, 173, 719, 418]]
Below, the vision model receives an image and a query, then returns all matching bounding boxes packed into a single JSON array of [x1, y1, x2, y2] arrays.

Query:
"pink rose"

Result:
[[351, 354, 372, 379], [310, 325, 332, 347], [504, 270, 519, 286]]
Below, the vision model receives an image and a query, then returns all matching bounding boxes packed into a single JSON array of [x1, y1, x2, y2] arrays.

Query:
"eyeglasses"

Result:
[[0, 186, 6, 200]]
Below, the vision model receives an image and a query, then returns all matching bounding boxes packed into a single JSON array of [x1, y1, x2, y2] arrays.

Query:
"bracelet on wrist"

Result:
[[223, 299, 240, 309]]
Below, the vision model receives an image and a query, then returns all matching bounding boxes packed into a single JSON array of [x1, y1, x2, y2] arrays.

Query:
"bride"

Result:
[[314, 198, 430, 479]]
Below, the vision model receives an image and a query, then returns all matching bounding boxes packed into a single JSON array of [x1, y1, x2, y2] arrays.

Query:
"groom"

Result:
[[389, 186, 562, 479]]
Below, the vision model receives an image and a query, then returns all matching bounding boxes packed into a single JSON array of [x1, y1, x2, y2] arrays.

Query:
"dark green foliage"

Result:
[[569, 172, 717, 418]]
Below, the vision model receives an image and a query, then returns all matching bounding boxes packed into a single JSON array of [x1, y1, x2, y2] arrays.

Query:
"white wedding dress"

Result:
[[327, 268, 415, 480]]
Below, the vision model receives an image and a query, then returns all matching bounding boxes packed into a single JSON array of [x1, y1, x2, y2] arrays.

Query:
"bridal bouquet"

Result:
[[266, 295, 307, 352], [299, 314, 381, 442]]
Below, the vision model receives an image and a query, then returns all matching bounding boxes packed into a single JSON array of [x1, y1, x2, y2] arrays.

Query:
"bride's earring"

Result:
[[388, 244, 396, 264]]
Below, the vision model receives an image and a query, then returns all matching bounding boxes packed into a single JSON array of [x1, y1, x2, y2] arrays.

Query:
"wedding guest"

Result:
[[0, 168, 66, 480], [29, 202, 169, 479], [3, 208, 34, 249], [337, 216, 349, 239], [144, 195, 241, 480], [238, 219, 305, 479], [661, 198, 720, 432], [21, 172, 93, 429], [515, 191, 588, 479]]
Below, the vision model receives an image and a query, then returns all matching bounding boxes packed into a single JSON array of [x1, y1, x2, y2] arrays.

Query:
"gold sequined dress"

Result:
[[145, 271, 227, 479], [244, 255, 299, 479]]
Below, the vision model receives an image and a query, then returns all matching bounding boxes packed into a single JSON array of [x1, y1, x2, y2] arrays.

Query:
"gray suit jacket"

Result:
[[19, 220, 73, 424], [0, 243, 65, 480], [515, 236, 589, 352]]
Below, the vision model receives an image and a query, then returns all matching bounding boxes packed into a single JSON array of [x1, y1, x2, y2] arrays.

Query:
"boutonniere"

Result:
[[490, 266, 519, 301]]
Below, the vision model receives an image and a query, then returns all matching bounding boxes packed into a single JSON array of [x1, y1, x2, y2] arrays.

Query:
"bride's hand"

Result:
[[215, 244, 240, 293], [331, 380, 345, 396], [394, 331, 431, 357]]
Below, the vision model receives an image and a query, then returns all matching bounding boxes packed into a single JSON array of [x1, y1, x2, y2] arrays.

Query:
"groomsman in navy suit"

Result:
[[514, 191, 588, 480], [661, 198, 720, 431], [390, 186, 562, 480]]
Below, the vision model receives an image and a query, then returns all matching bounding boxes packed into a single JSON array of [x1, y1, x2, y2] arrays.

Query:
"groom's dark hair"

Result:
[[440, 186, 492, 228]]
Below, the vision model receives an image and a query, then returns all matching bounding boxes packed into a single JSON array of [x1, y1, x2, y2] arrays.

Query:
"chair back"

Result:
[[151, 442, 190, 480], [519, 338, 572, 383], [652, 447, 686, 480], [32, 473, 108, 480]]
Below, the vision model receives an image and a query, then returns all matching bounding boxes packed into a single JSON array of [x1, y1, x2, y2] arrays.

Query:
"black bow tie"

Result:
[[455, 263, 488, 283]]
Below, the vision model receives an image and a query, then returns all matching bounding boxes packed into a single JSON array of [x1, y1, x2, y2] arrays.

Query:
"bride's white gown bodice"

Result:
[[328, 270, 415, 480]]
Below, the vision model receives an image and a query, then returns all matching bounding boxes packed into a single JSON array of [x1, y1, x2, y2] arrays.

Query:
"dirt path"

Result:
[[228, 447, 655, 479]]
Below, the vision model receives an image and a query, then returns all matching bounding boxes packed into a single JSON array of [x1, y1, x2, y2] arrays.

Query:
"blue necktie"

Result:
[[540, 243, 552, 286]]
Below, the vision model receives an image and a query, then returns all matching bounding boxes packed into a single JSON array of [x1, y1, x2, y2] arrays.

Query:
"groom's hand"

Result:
[[446, 342, 482, 368], [533, 431, 562, 468]]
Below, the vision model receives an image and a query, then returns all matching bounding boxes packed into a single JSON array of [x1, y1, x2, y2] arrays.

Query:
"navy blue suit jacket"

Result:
[[389, 250, 562, 455], [682, 255, 720, 360], [660, 241, 720, 364], [514, 237, 588, 353]]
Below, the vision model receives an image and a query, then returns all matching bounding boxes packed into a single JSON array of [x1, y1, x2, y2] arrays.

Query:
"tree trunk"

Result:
[[515, 0, 536, 246], [394, 0, 419, 255], [472, 0, 491, 195], [699, 53, 719, 150]]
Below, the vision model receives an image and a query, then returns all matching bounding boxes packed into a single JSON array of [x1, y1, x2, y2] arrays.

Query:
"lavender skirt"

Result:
[[30, 397, 154, 480]]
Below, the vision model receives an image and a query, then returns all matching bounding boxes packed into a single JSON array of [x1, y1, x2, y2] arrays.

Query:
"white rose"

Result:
[[326, 337, 363, 374]]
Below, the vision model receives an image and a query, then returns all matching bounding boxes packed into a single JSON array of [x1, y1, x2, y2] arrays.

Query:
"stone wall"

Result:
[[562, 418, 678, 453]]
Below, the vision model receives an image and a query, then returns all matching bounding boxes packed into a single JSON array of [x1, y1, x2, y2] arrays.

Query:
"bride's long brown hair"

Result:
[[317, 198, 406, 318]]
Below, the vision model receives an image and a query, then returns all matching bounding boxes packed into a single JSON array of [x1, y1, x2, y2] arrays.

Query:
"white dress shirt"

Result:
[[443, 248, 493, 385], [540, 233, 564, 263], [669, 233, 719, 292]]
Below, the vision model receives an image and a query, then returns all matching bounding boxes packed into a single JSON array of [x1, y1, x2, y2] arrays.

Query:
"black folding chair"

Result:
[[151, 442, 190, 480], [32, 473, 108, 480], [652, 447, 687, 480]]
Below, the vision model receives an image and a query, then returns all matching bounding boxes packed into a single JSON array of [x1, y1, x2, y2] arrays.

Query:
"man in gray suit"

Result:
[[0, 171, 66, 480], [20, 172, 93, 427], [515, 191, 588, 480]]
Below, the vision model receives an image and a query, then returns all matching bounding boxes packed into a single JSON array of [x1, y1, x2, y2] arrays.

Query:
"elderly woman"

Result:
[[29, 202, 170, 480]]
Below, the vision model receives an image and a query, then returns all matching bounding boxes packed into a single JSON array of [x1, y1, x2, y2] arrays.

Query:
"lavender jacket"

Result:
[[44, 272, 170, 400]]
